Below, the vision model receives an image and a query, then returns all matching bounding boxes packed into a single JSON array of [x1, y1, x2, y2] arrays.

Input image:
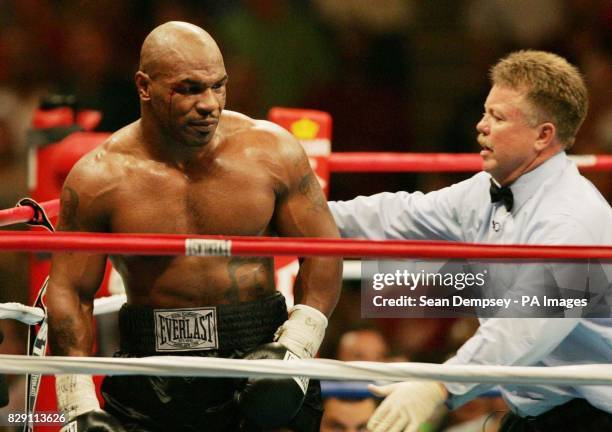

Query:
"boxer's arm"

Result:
[[47, 173, 109, 357], [267, 129, 341, 360], [234, 128, 342, 427], [273, 133, 342, 319], [45, 162, 119, 428]]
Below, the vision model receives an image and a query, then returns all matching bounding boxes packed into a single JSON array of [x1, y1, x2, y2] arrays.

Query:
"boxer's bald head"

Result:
[[139, 21, 224, 78], [136, 21, 228, 148]]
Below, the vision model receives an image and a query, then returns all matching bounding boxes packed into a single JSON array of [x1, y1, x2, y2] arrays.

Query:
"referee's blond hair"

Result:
[[491, 50, 588, 149]]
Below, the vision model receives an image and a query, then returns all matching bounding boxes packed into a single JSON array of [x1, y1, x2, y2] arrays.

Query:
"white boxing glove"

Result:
[[274, 304, 328, 359], [56, 374, 126, 432], [56, 374, 100, 420], [367, 381, 447, 432]]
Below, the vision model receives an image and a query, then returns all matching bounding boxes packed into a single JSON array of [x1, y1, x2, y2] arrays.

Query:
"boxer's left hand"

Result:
[[367, 381, 447, 432], [274, 304, 328, 359], [237, 342, 306, 428], [236, 304, 328, 429]]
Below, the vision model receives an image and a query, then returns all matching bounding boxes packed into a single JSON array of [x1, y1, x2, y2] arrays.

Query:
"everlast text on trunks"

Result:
[[155, 307, 218, 351]]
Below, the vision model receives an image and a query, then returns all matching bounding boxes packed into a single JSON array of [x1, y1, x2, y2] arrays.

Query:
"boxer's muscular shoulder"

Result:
[[221, 110, 307, 171], [221, 111, 301, 153], [219, 111, 306, 189], [66, 128, 133, 188], [59, 125, 138, 229]]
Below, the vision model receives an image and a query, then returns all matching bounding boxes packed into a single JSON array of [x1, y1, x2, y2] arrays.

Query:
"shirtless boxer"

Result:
[[46, 21, 342, 432]]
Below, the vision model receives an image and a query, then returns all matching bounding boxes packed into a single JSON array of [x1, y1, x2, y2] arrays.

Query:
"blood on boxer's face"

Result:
[[164, 71, 228, 147], [144, 65, 226, 148]]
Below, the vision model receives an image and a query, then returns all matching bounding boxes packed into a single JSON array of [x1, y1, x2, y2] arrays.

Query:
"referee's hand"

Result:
[[367, 381, 447, 432]]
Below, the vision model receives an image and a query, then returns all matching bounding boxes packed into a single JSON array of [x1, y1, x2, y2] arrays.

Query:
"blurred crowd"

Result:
[[0, 0, 610, 204], [0, 1, 610, 431], [319, 317, 507, 432]]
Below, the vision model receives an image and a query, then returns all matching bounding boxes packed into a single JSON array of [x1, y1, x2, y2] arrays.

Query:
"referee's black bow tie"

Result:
[[489, 179, 513, 211]]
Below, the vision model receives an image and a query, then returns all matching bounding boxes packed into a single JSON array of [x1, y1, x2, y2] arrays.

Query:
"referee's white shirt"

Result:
[[328, 151, 612, 416]]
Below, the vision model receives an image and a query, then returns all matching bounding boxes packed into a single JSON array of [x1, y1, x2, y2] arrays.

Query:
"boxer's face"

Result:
[[143, 50, 227, 147], [476, 85, 541, 185]]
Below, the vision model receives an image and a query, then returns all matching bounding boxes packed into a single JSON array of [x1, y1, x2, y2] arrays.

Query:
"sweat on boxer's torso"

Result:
[[66, 113, 295, 308]]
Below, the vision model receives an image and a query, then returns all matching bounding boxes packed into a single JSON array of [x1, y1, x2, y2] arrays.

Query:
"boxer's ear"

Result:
[[135, 71, 151, 101]]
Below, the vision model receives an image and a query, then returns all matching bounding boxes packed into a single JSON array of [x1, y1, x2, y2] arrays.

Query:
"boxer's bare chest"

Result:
[[110, 155, 279, 237]]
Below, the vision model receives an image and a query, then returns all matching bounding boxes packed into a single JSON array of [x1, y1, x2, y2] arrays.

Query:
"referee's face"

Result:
[[476, 85, 541, 185]]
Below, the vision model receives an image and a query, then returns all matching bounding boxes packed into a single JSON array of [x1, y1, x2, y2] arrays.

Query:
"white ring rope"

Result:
[[0, 261, 363, 324], [91, 293, 127, 315], [0, 302, 45, 324], [0, 354, 611, 386], [5, 260, 608, 388]]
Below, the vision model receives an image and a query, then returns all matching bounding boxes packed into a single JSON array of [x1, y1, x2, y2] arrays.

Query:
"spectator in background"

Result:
[[336, 325, 390, 362], [0, 0, 57, 205], [57, 19, 140, 132], [567, 15, 612, 200], [308, 0, 417, 201], [216, 0, 336, 118], [320, 397, 377, 432], [442, 396, 506, 432], [464, 0, 567, 49]]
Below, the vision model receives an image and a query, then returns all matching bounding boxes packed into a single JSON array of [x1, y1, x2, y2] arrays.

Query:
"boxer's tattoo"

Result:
[[227, 257, 273, 303], [58, 186, 80, 231], [49, 316, 79, 356], [298, 173, 326, 212]]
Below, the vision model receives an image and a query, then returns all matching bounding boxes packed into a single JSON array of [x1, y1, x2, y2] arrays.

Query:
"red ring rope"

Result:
[[0, 230, 610, 260], [0, 153, 609, 227], [328, 153, 612, 172], [0, 199, 59, 226]]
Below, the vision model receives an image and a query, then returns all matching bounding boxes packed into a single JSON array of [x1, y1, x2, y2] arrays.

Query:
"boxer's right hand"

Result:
[[56, 375, 125, 432], [60, 410, 126, 432], [236, 342, 306, 429]]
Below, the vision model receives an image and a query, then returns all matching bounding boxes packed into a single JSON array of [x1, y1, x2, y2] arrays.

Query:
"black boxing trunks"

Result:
[[101, 293, 322, 432]]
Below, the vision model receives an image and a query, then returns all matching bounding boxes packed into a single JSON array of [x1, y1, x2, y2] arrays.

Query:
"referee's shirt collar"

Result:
[[491, 151, 568, 213]]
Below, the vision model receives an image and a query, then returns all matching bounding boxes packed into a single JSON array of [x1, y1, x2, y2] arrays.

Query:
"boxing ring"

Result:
[[0, 106, 611, 430], [0, 226, 612, 431], [1, 232, 611, 387]]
